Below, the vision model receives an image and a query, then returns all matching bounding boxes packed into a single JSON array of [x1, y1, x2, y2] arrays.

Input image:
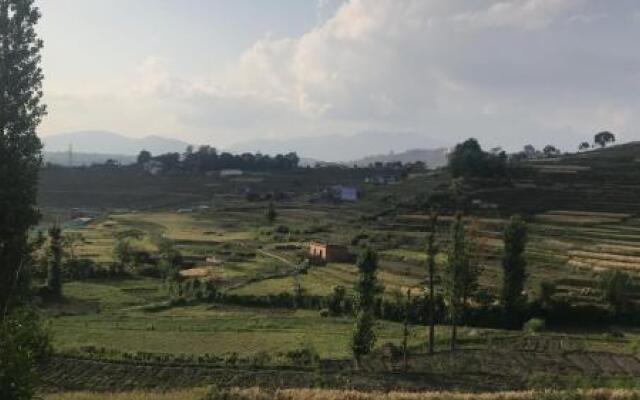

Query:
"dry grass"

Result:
[[42, 388, 640, 400], [568, 250, 640, 265], [546, 211, 631, 219], [535, 215, 621, 226], [568, 259, 640, 272], [594, 244, 640, 257]]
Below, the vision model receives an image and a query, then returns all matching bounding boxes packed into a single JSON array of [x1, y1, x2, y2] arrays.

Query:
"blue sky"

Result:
[[36, 1, 640, 153], [38, 1, 329, 93]]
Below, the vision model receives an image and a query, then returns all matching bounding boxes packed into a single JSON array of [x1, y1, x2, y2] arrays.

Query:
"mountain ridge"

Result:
[[42, 131, 191, 155]]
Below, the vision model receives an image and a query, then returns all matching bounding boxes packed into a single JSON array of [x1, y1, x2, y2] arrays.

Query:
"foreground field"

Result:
[[51, 278, 485, 358], [42, 388, 640, 400]]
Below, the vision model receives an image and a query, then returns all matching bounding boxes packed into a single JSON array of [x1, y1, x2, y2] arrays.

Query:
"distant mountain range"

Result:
[[230, 131, 447, 162], [43, 151, 137, 167], [42, 131, 190, 156], [350, 148, 449, 168], [41, 130, 449, 166]]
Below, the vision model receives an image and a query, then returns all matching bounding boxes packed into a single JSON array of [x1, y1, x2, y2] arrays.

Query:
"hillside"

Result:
[[351, 148, 448, 168], [42, 131, 191, 155], [44, 151, 137, 166], [472, 142, 640, 214]]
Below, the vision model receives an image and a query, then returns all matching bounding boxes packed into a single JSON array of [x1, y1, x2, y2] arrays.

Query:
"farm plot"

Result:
[[51, 278, 484, 359], [534, 211, 629, 227], [230, 261, 424, 297]]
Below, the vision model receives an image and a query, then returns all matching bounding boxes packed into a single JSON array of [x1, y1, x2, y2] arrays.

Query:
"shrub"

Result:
[[523, 318, 546, 333], [285, 342, 319, 367], [274, 225, 290, 234], [0, 309, 51, 400]]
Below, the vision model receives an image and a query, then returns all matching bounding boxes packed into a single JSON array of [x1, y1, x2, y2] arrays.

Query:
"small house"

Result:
[[309, 242, 351, 264], [329, 185, 358, 202]]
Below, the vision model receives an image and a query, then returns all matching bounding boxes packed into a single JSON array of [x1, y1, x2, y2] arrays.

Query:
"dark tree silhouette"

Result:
[[425, 210, 439, 355], [351, 248, 383, 369], [594, 131, 615, 148], [501, 215, 528, 326], [448, 138, 506, 178], [0, 0, 47, 319], [46, 225, 63, 298], [137, 150, 152, 165]]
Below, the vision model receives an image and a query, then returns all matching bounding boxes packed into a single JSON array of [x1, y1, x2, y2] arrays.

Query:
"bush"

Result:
[[274, 225, 290, 234], [285, 342, 319, 367], [0, 309, 51, 400], [137, 264, 164, 278], [523, 318, 546, 333]]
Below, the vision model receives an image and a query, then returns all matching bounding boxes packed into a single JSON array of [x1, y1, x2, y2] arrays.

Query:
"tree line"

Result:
[[137, 145, 301, 174]]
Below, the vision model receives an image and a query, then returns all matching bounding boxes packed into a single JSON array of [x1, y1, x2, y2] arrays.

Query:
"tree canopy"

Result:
[[0, 0, 46, 317], [594, 131, 615, 148], [448, 138, 507, 178]]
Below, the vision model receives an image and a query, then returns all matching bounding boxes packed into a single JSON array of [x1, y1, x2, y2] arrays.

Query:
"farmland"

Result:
[[32, 143, 640, 395]]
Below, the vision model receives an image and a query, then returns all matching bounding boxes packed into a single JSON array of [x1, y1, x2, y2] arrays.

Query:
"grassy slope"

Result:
[[51, 278, 489, 358]]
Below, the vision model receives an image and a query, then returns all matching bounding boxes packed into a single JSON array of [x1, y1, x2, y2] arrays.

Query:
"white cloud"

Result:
[[42, 0, 640, 153]]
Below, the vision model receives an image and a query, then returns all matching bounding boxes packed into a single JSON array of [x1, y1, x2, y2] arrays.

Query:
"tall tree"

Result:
[[402, 288, 412, 371], [501, 215, 528, 325], [46, 225, 63, 298], [113, 239, 134, 276], [599, 270, 633, 315], [0, 3, 50, 399], [351, 248, 382, 369], [443, 213, 468, 351], [0, 0, 46, 320], [464, 218, 486, 306], [266, 201, 277, 224], [425, 210, 439, 355]]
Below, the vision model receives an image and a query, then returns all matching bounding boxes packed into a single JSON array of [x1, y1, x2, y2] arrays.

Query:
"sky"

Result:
[[37, 0, 640, 152]]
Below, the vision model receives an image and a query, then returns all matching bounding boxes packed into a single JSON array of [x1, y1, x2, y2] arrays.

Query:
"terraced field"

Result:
[[40, 335, 640, 393]]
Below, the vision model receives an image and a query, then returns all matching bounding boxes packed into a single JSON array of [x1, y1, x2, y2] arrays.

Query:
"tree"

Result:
[[448, 138, 506, 178], [113, 239, 134, 275], [501, 215, 528, 326], [0, 2, 50, 398], [425, 210, 439, 355], [0, 0, 47, 320], [443, 213, 469, 351], [0, 308, 51, 400], [351, 248, 383, 369], [535, 280, 556, 310], [543, 145, 560, 157], [594, 131, 615, 148], [523, 144, 537, 158], [578, 142, 590, 151], [599, 270, 633, 314], [61, 232, 83, 263], [266, 201, 277, 224], [46, 225, 63, 298], [464, 218, 486, 306], [401, 288, 412, 371], [328, 285, 347, 315], [136, 150, 152, 165]]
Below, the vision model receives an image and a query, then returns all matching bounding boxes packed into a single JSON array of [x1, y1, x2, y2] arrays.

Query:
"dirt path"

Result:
[[256, 248, 296, 267]]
